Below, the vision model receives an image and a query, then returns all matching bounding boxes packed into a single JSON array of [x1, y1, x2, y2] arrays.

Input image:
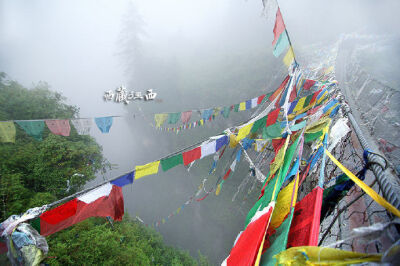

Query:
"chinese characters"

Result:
[[104, 86, 157, 104]]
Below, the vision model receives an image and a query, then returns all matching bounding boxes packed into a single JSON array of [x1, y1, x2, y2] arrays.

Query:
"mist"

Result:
[[1, 0, 399, 264]]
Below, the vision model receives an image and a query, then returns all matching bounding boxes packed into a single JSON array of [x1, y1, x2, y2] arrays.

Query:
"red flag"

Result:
[[257, 94, 266, 105], [272, 8, 286, 46], [287, 187, 323, 247], [39, 183, 124, 236], [303, 79, 316, 91], [269, 75, 289, 102], [182, 147, 201, 166], [266, 108, 280, 127], [224, 204, 274, 266], [223, 169, 232, 180], [309, 89, 322, 107]]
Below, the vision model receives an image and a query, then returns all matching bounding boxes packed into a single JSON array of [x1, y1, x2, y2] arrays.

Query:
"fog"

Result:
[[1, 0, 399, 264]]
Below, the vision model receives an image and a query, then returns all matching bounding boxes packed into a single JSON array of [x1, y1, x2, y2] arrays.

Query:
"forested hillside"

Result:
[[0, 73, 208, 265]]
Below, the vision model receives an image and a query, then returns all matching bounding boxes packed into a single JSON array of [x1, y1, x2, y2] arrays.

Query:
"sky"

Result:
[[1, 0, 399, 263]]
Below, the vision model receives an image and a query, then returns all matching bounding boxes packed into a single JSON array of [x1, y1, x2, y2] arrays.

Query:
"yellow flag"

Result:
[[306, 117, 331, 134], [269, 176, 298, 230], [177, 207, 181, 214], [239, 102, 246, 111], [283, 46, 295, 67], [154, 114, 168, 128], [275, 246, 381, 265], [317, 91, 328, 104], [0, 121, 16, 143], [269, 139, 289, 179], [216, 184, 221, 196], [237, 123, 254, 141], [325, 149, 400, 218], [200, 119, 204, 126], [293, 96, 306, 113], [135, 161, 160, 180], [229, 134, 239, 148]]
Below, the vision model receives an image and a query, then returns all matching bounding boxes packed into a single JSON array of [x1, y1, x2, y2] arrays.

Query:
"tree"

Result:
[[0, 72, 110, 220]]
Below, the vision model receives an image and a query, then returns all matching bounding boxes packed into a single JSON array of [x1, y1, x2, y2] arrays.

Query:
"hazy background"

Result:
[[1, 0, 399, 264]]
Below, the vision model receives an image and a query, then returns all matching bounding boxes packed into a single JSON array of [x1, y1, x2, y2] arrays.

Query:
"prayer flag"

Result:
[[45, 119, 71, 136], [239, 102, 246, 111], [70, 118, 92, 135], [257, 94, 266, 105], [251, 97, 258, 108], [283, 46, 295, 67], [201, 140, 217, 158], [302, 79, 316, 90], [216, 135, 229, 151], [154, 114, 168, 128], [94, 117, 113, 133], [38, 183, 123, 236], [272, 8, 286, 46], [182, 147, 201, 166], [168, 113, 180, 124], [237, 123, 253, 141], [111, 172, 135, 187], [161, 154, 184, 172], [16, 120, 45, 140], [275, 247, 381, 265], [287, 187, 323, 247], [266, 108, 280, 127], [180, 111, 192, 124], [223, 203, 274, 266], [222, 106, 230, 118], [135, 161, 160, 180], [273, 31, 290, 57], [246, 100, 252, 110]]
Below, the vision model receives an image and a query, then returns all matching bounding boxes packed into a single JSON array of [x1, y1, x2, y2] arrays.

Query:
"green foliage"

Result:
[[0, 73, 206, 265], [0, 73, 109, 220], [46, 216, 207, 266]]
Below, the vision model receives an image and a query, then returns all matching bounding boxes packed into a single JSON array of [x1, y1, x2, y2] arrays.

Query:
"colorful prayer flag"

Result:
[[38, 183, 123, 236], [135, 161, 160, 180], [94, 117, 113, 133], [273, 31, 290, 57], [160, 154, 184, 172], [182, 147, 201, 166], [16, 120, 45, 140], [283, 46, 295, 67]]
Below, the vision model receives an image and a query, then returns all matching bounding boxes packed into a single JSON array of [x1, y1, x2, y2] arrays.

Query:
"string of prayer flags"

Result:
[[45, 119, 70, 136], [94, 116, 113, 133], [70, 118, 92, 135], [135, 161, 160, 180], [274, 246, 381, 265], [0, 121, 16, 143], [15, 120, 45, 141], [32, 182, 124, 236]]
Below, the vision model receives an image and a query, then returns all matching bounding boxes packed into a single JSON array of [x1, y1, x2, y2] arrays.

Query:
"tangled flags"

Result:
[[31, 182, 124, 236]]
